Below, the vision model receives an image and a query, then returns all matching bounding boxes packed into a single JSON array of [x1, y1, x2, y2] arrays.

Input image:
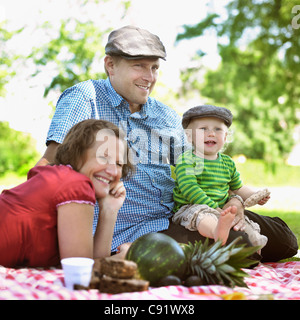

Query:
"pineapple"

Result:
[[181, 237, 259, 288]]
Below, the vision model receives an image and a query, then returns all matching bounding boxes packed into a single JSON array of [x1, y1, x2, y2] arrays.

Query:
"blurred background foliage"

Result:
[[176, 0, 300, 167], [0, 0, 299, 177], [0, 121, 39, 175], [29, 18, 110, 97]]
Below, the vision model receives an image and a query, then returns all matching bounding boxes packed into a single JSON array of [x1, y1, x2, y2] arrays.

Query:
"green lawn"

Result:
[[234, 158, 300, 188], [235, 159, 300, 252], [255, 209, 300, 248]]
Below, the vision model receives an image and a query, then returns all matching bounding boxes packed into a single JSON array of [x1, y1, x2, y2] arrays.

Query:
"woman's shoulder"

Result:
[[33, 165, 96, 204], [28, 165, 91, 185]]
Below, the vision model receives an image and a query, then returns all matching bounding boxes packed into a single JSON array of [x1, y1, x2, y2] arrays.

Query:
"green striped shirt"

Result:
[[173, 150, 243, 212]]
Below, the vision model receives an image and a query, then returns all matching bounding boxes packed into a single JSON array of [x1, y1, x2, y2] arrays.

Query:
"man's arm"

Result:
[[35, 142, 60, 166]]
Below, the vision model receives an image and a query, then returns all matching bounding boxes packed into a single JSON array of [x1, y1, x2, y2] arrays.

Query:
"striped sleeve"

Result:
[[225, 156, 243, 191]]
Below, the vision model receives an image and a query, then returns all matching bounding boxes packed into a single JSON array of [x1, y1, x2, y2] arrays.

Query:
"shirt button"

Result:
[[160, 200, 163, 204]]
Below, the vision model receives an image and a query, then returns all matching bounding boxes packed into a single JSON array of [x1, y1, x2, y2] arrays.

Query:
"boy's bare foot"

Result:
[[214, 206, 237, 245]]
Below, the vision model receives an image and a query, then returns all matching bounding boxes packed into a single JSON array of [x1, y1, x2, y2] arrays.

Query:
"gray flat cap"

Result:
[[182, 105, 233, 128], [105, 25, 166, 60]]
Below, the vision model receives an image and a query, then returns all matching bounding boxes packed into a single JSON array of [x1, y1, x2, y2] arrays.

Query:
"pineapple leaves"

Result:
[[181, 237, 259, 288]]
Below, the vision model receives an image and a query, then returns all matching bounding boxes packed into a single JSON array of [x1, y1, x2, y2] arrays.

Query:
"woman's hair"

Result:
[[53, 119, 134, 179]]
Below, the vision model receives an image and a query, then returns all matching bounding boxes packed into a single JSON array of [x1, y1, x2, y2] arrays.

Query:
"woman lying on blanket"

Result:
[[0, 119, 134, 268]]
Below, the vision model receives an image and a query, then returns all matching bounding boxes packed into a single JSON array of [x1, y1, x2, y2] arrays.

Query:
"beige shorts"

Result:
[[172, 204, 268, 248]]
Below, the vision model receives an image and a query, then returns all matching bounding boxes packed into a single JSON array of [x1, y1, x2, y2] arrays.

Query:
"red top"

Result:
[[0, 165, 95, 267]]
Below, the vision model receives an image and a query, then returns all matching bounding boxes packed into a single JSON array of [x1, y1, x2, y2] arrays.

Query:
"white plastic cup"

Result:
[[61, 257, 94, 290]]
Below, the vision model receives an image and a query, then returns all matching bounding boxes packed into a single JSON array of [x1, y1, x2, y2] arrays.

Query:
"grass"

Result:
[[256, 209, 300, 247], [235, 159, 300, 260], [234, 158, 300, 187], [254, 208, 300, 262]]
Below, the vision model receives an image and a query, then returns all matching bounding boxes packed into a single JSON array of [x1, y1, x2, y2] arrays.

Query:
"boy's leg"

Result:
[[160, 219, 252, 246], [214, 206, 237, 244], [162, 220, 261, 265], [196, 206, 237, 245], [171, 204, 236, 244], [164, 206, 244, 246]]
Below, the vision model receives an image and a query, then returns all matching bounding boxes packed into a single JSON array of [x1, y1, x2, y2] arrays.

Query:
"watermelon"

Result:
[[125, 233, 186, 285]]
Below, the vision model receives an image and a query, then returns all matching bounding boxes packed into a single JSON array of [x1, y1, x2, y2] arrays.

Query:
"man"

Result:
[[37, 26, 298, 261]]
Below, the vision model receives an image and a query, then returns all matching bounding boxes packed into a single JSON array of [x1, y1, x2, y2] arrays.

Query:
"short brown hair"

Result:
[[104, 54, 122, 76], [54, 119, 134, 179]]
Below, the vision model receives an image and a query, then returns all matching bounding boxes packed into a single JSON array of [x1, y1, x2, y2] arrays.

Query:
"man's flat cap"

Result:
[[182, 105, 233, 128], [105, 25, 166, 60]]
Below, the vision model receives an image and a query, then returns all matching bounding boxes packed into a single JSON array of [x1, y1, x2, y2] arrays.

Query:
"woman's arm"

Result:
[[93, 181, 126, 258], [57, 182, 125, 260], [57, 202, 94, 259]]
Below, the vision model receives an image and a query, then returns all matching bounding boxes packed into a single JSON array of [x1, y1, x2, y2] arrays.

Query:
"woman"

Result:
[[0, 119, 133, 267]]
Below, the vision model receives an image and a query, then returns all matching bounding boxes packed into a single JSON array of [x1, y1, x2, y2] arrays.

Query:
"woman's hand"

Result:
[[94, 181, 126, 258], [98, 181, 126, 215]]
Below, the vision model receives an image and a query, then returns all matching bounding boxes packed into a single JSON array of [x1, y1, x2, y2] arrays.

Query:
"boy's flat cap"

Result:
[[105, 25, 166, 60], [182, 105, 233, 128]]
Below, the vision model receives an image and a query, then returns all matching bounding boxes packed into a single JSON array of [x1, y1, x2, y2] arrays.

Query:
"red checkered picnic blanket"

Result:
[[0, 261, 299, 300]]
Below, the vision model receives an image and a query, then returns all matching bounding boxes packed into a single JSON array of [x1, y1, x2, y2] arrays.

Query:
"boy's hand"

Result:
[[244, 188, 271, 208], [257, 195, 270, 206]]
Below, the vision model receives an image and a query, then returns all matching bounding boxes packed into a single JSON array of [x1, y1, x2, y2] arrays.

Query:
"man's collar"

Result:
[[105, 78, 124, 107], [105, 78, 153, 119]]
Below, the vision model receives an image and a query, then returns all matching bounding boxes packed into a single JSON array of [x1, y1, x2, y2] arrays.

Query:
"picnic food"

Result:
[[99, 275, 149, 294], [184, 275, 204, 287], [125, 233, 186, 285], [98, 257, 149, 294], [156, 275, 182, 287], [100, 257, 137, 279], [75, 257, 149, 293], [244, 188, 271, 208], [182, 238, 258, 287], [126, 233, 259, 288]]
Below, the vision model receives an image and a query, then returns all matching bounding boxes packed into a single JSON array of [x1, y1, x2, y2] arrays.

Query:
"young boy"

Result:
[[172, 105, 270, 248]]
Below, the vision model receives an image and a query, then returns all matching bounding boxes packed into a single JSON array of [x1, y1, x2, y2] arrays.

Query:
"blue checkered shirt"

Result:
[[47, 78, 187, 252]]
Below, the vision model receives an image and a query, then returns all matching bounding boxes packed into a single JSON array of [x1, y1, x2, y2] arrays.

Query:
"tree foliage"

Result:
[[28, 0, 131, 97], [0, 23, 40, 176], [29, 18, 111, 97], [0, 122, 39, 176], [0, 22, 23, 96], [0, 0, 131, 176], [176, 0, 300, 164]]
